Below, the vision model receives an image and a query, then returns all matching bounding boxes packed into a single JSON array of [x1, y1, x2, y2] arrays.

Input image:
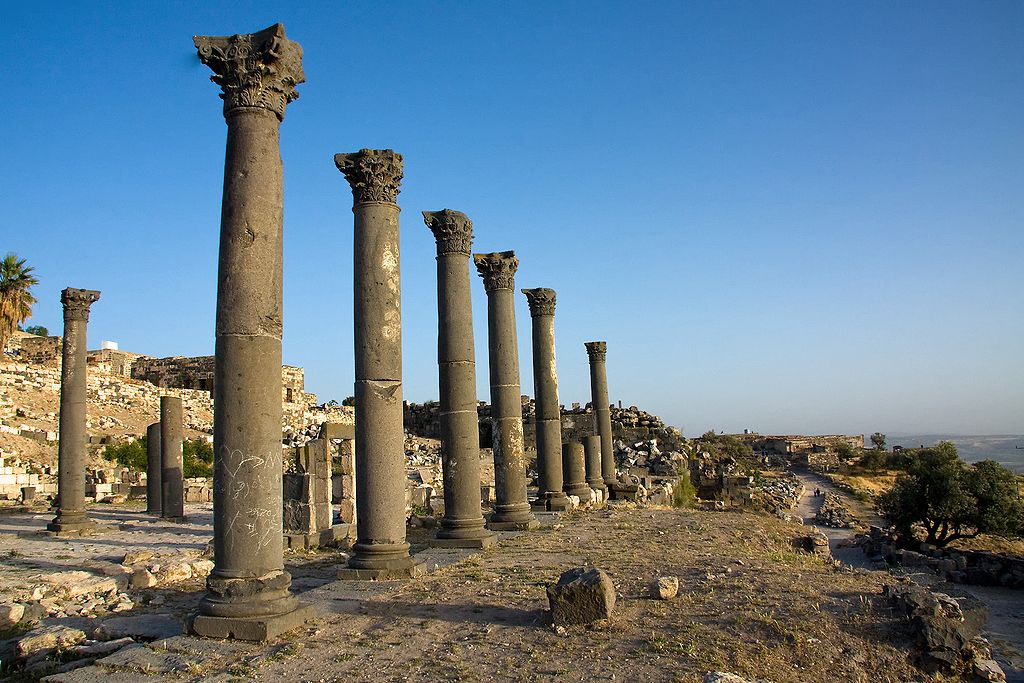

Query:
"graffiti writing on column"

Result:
[[218, 446, 283, 552]]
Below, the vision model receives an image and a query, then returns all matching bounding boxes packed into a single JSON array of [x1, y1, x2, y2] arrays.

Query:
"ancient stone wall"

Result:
[[87, 349, 149, 378], [735, 432, 864, 455], [4, 333, 63, 366]]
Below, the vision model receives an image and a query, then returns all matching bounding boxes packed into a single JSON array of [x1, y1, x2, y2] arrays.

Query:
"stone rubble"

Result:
[[814, 492, 857, 528], [546, 566, 616, 626]]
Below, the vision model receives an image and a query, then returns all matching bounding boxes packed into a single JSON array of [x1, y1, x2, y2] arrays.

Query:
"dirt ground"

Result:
[[250, 506, 929, 683]]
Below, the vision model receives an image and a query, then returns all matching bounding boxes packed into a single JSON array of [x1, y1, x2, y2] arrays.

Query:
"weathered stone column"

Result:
[[585, 341, 617, 490], [583, 434, 607, 496], [334, 148, 423, 579], [562, 441, 590, 499], [145, 422, 162, 515], [160, 396, 185, 522], [192, 23, 311, 640], [522, 288, 570, 511], [47, 288, 100, 535], [474, 252, 537, 531], [423, 210, 495, 549]]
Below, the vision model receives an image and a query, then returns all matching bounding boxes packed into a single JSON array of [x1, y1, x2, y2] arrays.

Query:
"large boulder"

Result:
[[546, 567, 615, 626]]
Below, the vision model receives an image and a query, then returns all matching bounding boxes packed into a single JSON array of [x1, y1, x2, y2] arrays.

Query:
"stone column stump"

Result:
[[160, 397, 185, 522], [562, 441, 591, 500], [145, 422, 162, 515]]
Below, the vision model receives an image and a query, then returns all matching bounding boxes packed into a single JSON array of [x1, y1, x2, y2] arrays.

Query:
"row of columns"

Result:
[[47, 22, 622, 641], [41, 21, 623, 644]]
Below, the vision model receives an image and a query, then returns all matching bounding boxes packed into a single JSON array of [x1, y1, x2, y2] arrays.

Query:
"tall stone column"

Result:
[[334, 148, 423, 579], [583, 434, 607, 496], [586, 341, 617, 490], [160, 396, 185, 522], [474, 252, 537, 531], [145, 422, 162, 515], [522, 288, 570, 511], [47, 288, 100, 535], [192, 23, 311, 640], [423, 210, 495, 549], [561, 441, 590, 499]]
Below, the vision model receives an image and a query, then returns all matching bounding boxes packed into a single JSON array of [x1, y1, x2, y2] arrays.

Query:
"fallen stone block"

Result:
[[16, 625, 87, 659], [0, 601, 26, 627], [546, 567, 615, 626], [94, 613, 182, 641]]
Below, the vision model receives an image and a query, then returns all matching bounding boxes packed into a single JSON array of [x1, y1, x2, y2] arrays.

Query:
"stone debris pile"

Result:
[[814, 492, 857, 528], [752, 474, 803, 513], [884, 583, 1004, 679], [613, 438, 686, 476]]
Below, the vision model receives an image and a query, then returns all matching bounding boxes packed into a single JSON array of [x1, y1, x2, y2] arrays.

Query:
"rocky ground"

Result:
[[0, 501, 964, 683]]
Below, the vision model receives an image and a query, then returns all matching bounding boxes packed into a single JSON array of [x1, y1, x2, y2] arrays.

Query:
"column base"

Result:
[[587, 479, 609, 495], [564, 483, 592, 499], [46, 515, 102, 536], [189, 603, 314, 641], [160, 516, 188, 524], [607, 481, 640, 501], [341, 542, 425, 580], [488, 518, 540, 531], [428, 533, 496, 549], [531, 491, 572, 512], [145, 509, 162, 516]]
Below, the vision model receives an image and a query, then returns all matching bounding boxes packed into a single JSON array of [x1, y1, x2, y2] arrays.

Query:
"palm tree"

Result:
[[0, 253, 40, 350]]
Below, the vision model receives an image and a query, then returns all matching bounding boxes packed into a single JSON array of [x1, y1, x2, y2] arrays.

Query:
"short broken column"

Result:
[[522, 288, 570, 511], [583, 434, 606, 497], [561, 441, 591, 499], [474, 251, 537, 531], [423, 210, 495, 549], [160, 396, 185, 522], [192, 22, 311, 639], [334, 148, 423, 579], [47, 288, 101, 535], [585, 341, 617, 491], [145, 422, 162, 515]]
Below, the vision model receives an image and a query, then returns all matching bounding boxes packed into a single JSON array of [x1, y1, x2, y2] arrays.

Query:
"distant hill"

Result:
[[888, 434, 1024, 473]]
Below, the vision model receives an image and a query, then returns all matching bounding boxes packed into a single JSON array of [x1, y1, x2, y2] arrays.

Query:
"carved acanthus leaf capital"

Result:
[[585, 341, 607, 362], [334, 149, 404, 205], [194, 23, 305, 121], [521, 287, 556, 317], [474, 251, 519, 292], [423, 209, 473, 256], [61, 288, 100, 322]]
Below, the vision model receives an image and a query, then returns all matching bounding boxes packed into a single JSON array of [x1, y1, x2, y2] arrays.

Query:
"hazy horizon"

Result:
[[5, 2, 1022, 437]]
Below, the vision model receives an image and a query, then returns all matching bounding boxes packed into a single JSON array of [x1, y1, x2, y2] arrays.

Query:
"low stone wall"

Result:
[[860, 527, 1024, 589]]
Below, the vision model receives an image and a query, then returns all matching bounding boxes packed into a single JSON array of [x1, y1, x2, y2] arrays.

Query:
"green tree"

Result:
[[102, 437, 148, 471], [0, 253, 39, 350], [877, 442, 1024, 546], [835, 441, 855, 461], [870, 432, 886, 450], [183, 438, 214, 478], [23, 325, 48, 336]]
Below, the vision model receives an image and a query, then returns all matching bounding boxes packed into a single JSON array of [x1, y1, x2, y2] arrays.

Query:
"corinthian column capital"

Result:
[[473, 251, 518, 292], [521, 288, 556, 317], [334, 149, 404, 205], [585, 341, 607, 362], [423, 209, 473, 256], [193, 23, 305, 121], [61, 288, 100, 322]]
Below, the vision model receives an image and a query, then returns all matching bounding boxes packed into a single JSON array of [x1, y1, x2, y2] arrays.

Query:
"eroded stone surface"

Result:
[[546, 566, 615, 626]]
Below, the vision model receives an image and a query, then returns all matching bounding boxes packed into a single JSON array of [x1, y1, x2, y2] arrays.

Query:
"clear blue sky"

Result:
[[4, 1, 1022, 437]]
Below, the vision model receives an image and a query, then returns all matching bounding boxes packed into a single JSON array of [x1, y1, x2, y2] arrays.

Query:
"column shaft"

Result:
[[192, 22, 309, 639], [476, 252, 536, 530], [48, 288, 100, 534], [146, 422, 162, 514], [425, 211, 493, 547], [160, 396, 185, 521], [336, 149, 422, 579], [523, 288, 569, 511], [586, 343, 616, 487]]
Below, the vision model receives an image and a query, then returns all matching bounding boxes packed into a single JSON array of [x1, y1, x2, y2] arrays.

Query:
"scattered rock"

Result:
[[546, 567, 616, 626], [121, 550, 155, 565], [156, 561, 193, 583], [16, 625, 87, 658], [648, 576, 679, 600], [972, 658, 1007, 682], [129, 568, 158, 589], [704, 674, 754, 683], [190, 559, 214, 578], [0, 602, 26, 627]]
